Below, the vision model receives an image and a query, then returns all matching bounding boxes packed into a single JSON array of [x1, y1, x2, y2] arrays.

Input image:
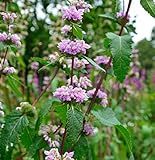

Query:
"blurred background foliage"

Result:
[[0, 0, 155, 160]]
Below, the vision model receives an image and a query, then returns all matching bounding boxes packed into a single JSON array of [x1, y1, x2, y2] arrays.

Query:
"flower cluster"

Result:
[[48, 52, 60, 64], [31, 62, 39, 71], [66, 57, 89, 69], [0, 32, 21, 47], [116, 11, 130, 21], [0, 12, 17, 22], [44, 148, 74, 160], [83, 122, 94, 136], [95, 56, 111, 65], [67, 75, 92, 89], [87, 89, 108, 106], [71, 0, 92, 13], [53, 85, 88, 103], [58, 39, 90, 55], [61, 25, 72, 35], [0, 59, 16, 75], [40, 124, 65, 148], [62, 6, 84, 21]]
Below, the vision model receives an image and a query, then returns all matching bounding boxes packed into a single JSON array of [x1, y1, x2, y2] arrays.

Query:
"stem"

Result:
[[70, 56, 74, 85], [32, 67, 59, 106], [53, 123, 63, 134], [119, 0, 132, 36], [85, 0, 133, 115], [60, 128, 67, 155], [85, 57, 112, 115], [1, 47, 8, 68]]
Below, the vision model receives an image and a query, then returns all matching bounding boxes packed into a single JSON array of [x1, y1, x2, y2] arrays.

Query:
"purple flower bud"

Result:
[[58, 39, 90, 55], [83, 123, 94, 136], [0, 12, 17, 22], [61, 25, 72, 34], [31, 62, 39, 71], [62, 6, 84, 21], [3, 67, 16, 74], [0, 32, 8, 42]]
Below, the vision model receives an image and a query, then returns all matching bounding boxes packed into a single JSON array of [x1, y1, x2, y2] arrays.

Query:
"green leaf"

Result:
[[0, 42, 5, 51], [0, 112, 29, 158], [74, 135, 89, 160], [54, 104, 67, 125], [35, 98, 60, 131], [7, 75, 23, 97], [92, 108, 121, 127], [28, 136, 47, 158], [140, 0, 155, 18], [73, 24, 83, 39], [99, 13, 117, 22], [106, 32, 132, 82], [20, 127, 35, 150], [82, 55, 106, 72], [116, 125, 134, 159], [31, 57, 49, 65], [66, 108, 83, 147], [8, 2, 21, 14]]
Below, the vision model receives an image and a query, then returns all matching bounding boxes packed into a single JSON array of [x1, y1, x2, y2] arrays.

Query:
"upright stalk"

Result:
[[1, 47, 8, 68], [70, 56, 74, 85], [32, 67, 59, 106], [85, 0, 133, 115]]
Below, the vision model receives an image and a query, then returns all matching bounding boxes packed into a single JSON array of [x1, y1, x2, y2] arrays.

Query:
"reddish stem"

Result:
[[60, 128, 67, 155]]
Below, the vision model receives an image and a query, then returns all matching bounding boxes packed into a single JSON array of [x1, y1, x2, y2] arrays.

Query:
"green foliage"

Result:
[[0, 112, 29, 159], [92, 108, 121, 127], [72, 24, 83, 39], [116, 125, 134, 159], [106, 32, 132, 82], [7, 75, 23, 97], [140, 0, 155, 18], [83, 55, 106, 72], [73, 135, 90, 160], [65, 108, 83, 148]]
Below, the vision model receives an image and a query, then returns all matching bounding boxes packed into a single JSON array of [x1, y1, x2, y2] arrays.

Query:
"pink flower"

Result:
[[31, 62, 39, 70], [3, 67, 16, 74], [87, 89, 108, 106], [58, 39, 90, 55], [71, 0, 92, 13], [53, 85, 88, 103], [66, 57, 89, 69], [116, 11, 130, 21], [95, 56, 111, 65], [10, 34, 21, 47], [61, 25, 72, 34], [62, 6, 84, 21], [44, 148, 75, 160], [0, 12, 17, 22], [0, 32, 8, 42], [83, 122, 94, 136]]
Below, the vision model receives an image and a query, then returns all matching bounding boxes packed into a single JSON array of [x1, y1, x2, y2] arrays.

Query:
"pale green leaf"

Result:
[[92, 108, 121, 126], [140, 0, 155, 18]]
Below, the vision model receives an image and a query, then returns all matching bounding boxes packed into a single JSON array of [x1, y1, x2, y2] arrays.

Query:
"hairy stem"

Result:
[[60, 128, 67, 155], [32, 67, 59, 106], [70, 56, 74, 85], [1, 47, 8, 68], [85, 0, 133, 115]]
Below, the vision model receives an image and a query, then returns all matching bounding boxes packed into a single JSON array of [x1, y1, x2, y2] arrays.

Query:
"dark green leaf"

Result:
[[92, 108, 121, 126], [66, 108, 83, 147], [106, 32, 132, 82], [0, 112, 29, 158], [74, 135, 89, 160], [140, 0, 155, 18], [82, 55, 106, 72], [99, 13, 117, 22], [8, 2, 21, 14]]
